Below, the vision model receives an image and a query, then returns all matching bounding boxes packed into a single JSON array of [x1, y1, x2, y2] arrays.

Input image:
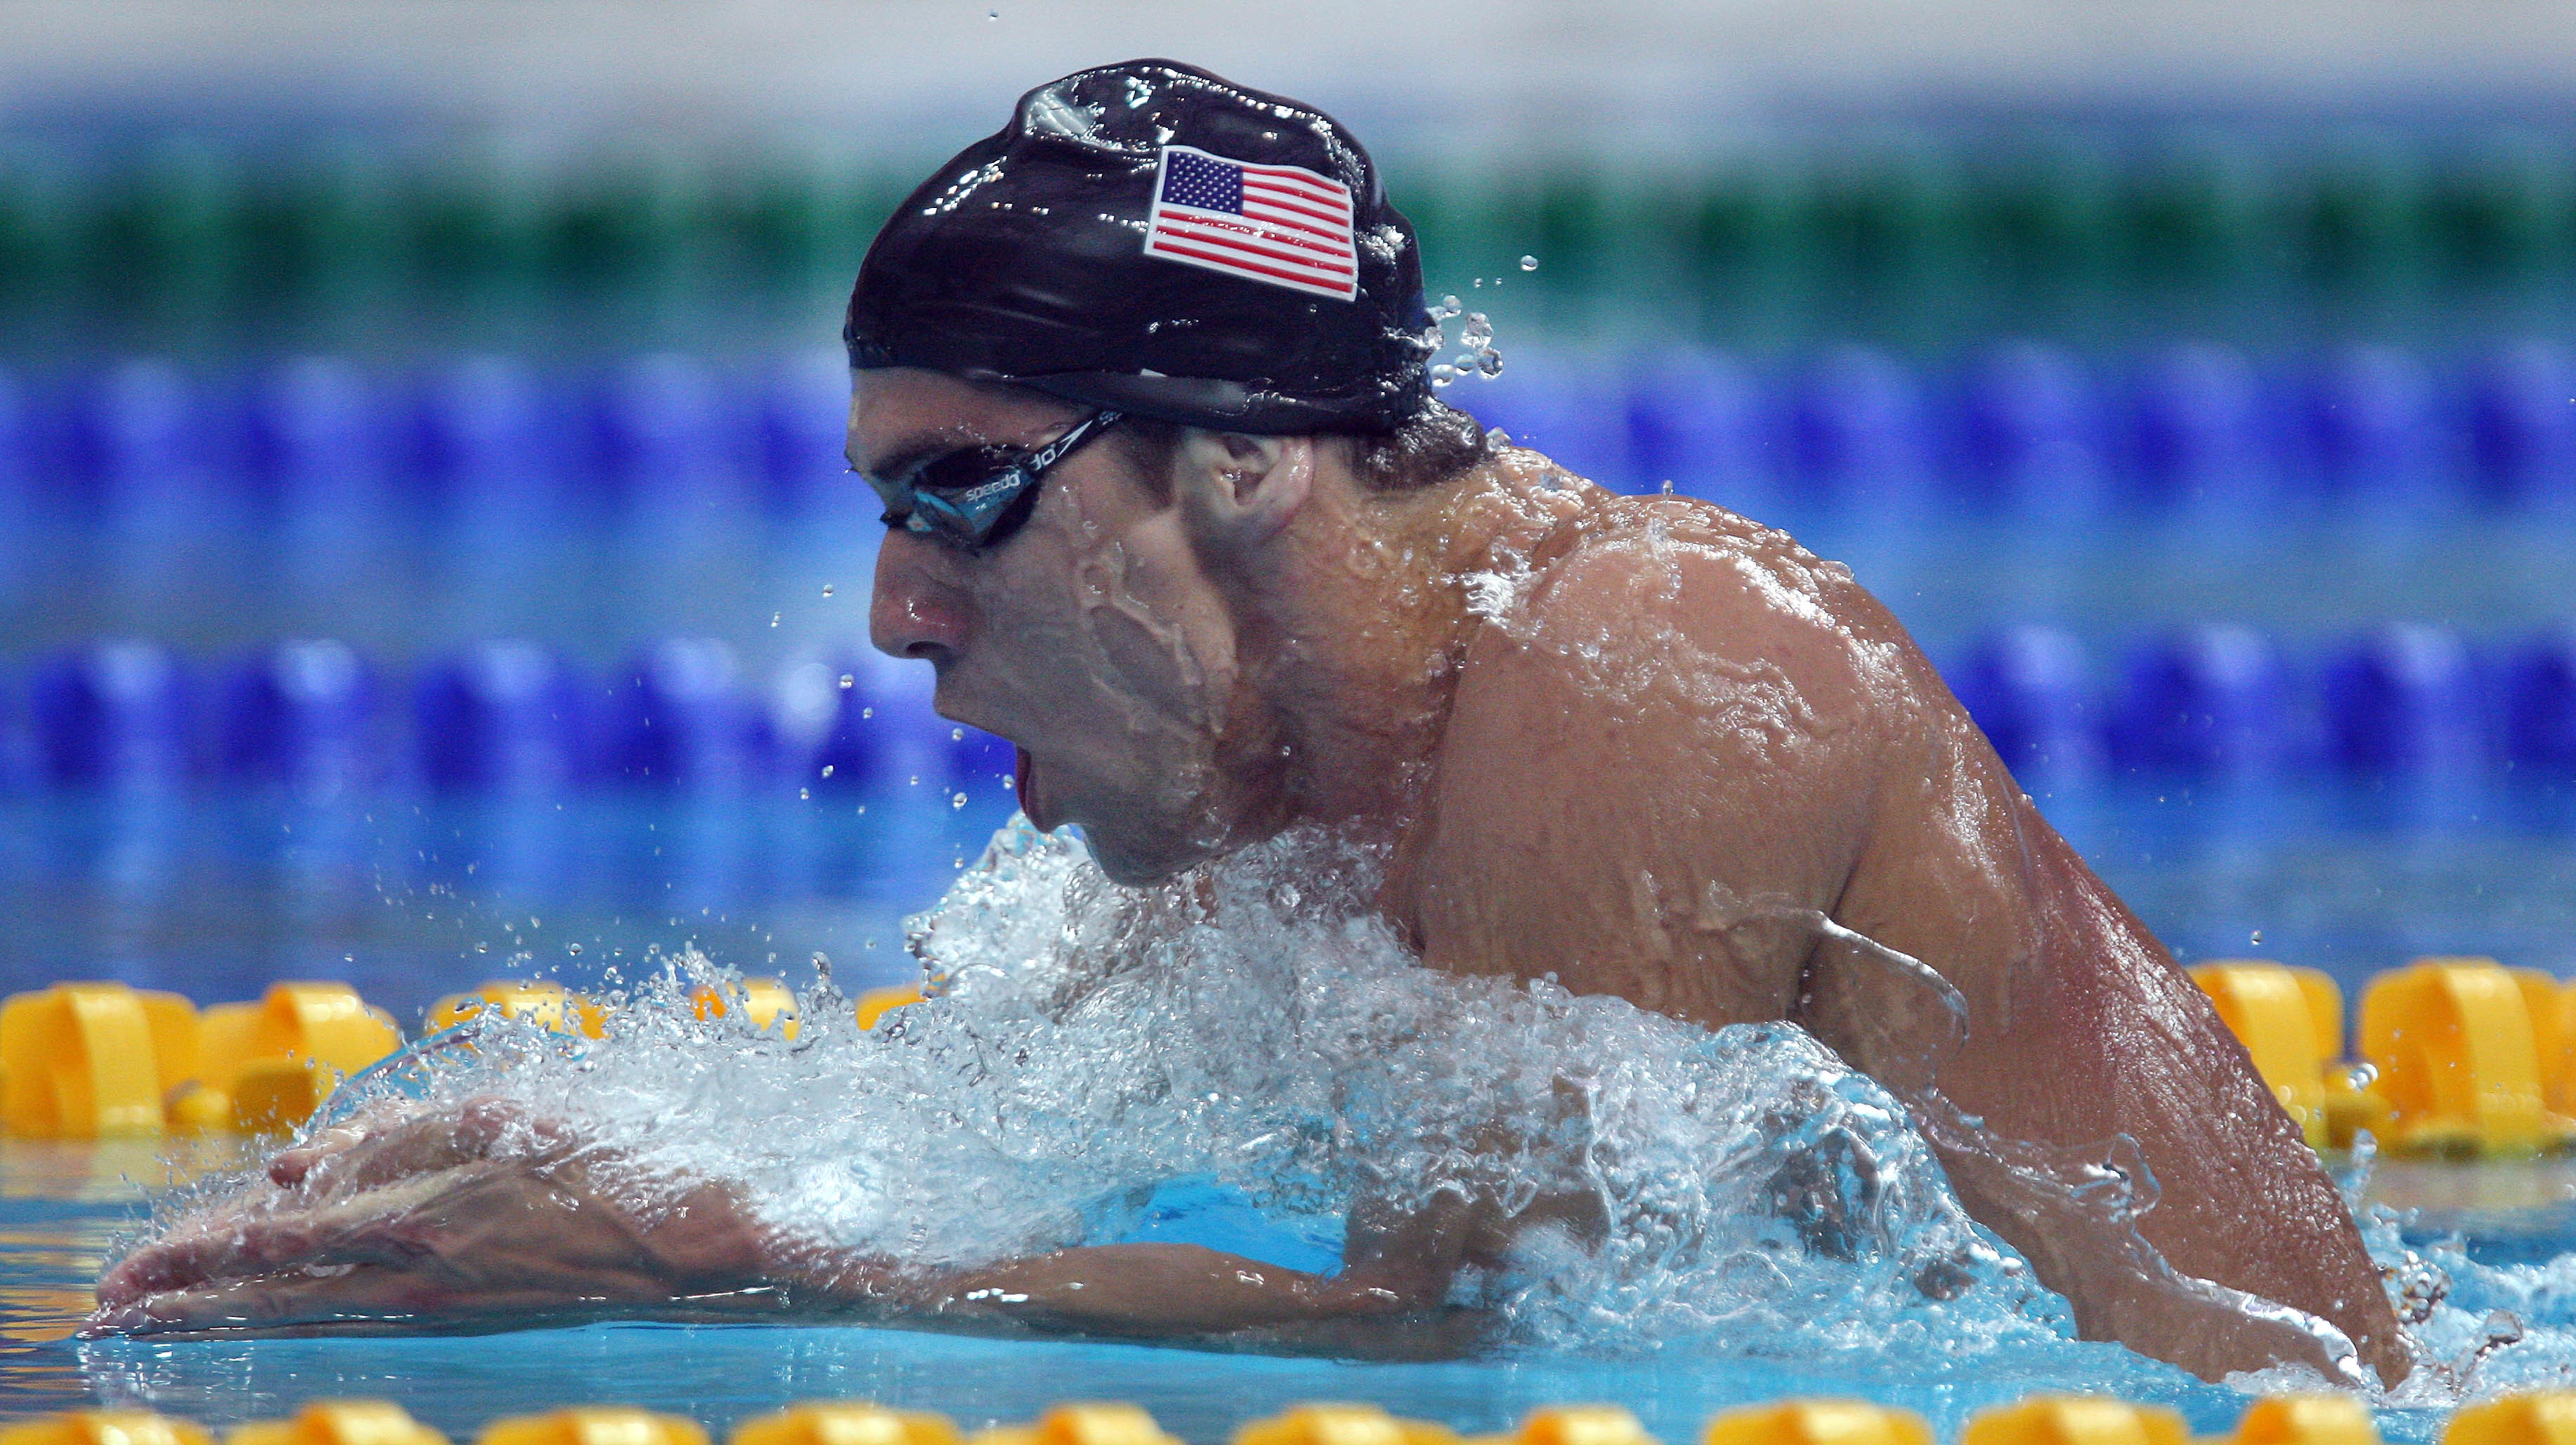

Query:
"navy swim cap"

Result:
[[844, 59, 1435, 434]]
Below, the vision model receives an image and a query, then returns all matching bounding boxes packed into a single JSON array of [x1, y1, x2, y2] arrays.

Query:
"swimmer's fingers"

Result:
[[275, 1098, 571, 1197], [90, 1163, 776, 1338], [264, 1122, 376, 1188], [97, 1164, 488, 1306], [96, 1204, 276, 1304], [87, 1268, 457, 1337], [110, 1101, 583, 1304], [84, 1255, 668, 1338], [89, 1257, 794, 1339]]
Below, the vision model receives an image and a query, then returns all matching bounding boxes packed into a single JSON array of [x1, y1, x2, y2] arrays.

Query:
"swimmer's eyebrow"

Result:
[[848, 429, 984, 480]]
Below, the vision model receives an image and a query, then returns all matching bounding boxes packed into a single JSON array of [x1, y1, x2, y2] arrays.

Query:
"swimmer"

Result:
[[93, 60, 2406, 1387]]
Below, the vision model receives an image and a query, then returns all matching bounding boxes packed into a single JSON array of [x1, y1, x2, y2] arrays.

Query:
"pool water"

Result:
[[8, 430, 2576, 1437], [6, 1143, 2575, 1442], [11, 798, 2576, 1441], [8, 770, 2574, 1026]]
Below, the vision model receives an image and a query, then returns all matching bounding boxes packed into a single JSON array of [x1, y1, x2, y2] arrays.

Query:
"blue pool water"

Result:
[[8, 1075, 2576, 1439], [8, 346, 2576, 1437], [6, 802, 2576, 1440]]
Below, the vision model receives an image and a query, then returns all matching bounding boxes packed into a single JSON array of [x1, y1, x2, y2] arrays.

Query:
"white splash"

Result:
[[313, 817, 2103, 1371]]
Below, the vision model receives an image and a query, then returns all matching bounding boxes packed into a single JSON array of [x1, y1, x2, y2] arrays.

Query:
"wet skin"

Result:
[[94, 368, 2406, 1387]]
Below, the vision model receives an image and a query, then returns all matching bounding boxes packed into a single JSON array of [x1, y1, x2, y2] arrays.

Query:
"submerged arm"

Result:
[[905, 1184, 1521, 1337], [909, 1244, 1412, 1333]]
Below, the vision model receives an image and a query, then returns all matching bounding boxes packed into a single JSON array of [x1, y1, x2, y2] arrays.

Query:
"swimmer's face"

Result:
[[857, 368, 1274, 885]]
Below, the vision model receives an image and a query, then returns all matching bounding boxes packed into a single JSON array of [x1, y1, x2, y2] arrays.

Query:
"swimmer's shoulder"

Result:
[[1505, 486, 1894, 665]]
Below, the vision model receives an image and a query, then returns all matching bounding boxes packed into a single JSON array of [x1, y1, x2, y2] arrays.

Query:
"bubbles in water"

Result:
[[1521, 254, 1540, 271], [1461, 313, 1492, 350], [1476, 349, 1504, 378], [1429, 363, 1458, 389], [821, 584, 836, 597], [951, 727, 965, 741], [951, 793, 970, 809], [820, 765, 835, 778], [839, 674, 855, 690], [2251, 930, 2264, 946]]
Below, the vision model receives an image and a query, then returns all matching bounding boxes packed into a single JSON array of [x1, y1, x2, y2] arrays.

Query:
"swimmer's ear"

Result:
[[1173, 429, 1312, 557]]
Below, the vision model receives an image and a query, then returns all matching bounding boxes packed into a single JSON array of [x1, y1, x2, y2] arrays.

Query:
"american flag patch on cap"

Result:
[[1143, 145, 1359, 302]]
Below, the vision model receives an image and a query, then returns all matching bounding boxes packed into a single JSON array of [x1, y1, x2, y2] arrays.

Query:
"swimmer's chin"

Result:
[[1071, 815, 1235, 887], [1086, 834, 1209, 888]]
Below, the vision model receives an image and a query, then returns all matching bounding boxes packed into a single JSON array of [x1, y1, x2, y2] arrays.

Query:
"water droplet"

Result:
[[839, 673, 855, 690], [1475, 348, 1504, 378], [1520, 254, 1539, 271], [821, 583, 836, 597], [820, 764, 835, 778], [951, 727, 965, 741], [1438, 294, 1462, 318], [1660, 479, 1675, 495], [861, 706, 874, 719], [2250, 929, 2263, 946], [1485, 426, 1512, 448], [951, 792, 969, 809], [567, 942, 583, 956], [1429, 363, 1458, 389], [799, 786, 811, 800], [1461, 313, 1492, 349], [475, 942, 489, 954], [2486, 1308, 2527, 1348], [770, 611, 782, 627]]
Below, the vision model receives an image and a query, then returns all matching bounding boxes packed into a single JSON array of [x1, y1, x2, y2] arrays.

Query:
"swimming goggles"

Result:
[[867, 408, 1126, 552]]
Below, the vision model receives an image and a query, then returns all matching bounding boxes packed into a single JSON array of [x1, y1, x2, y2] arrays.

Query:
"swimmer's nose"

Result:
[[870, 531, 973, 666]]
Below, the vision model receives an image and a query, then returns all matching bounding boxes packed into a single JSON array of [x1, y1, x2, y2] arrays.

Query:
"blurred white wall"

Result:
[[4, 0, 2574, 155]]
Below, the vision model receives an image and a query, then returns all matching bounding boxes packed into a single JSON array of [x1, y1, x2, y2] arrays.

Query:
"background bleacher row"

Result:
[[7, 622, 2576, 798], [8, 342, 2576, 520]]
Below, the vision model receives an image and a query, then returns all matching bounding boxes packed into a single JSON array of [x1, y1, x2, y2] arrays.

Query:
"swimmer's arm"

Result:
[[90, 1100, 1466, 1342], [1396, 512, 2405, 1383], [894, 1244, 1428, 1334], [877, 1192, 1484, 1334], [1803, 627, 2409, 1383]]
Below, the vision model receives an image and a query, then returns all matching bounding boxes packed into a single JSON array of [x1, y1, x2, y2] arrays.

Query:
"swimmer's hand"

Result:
[[87, 1099, 796, 1337], [90, 1103, 1504, 1350]]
